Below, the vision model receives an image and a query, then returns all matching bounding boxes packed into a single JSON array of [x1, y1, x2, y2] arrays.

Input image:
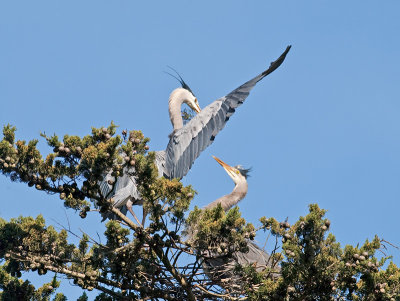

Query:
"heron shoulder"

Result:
[[168, 99, 223, 142]]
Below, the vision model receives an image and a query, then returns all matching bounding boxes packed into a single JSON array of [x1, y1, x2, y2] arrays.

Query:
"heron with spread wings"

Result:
[[195, 156, 279, 283], [99, 46, 291, 225]]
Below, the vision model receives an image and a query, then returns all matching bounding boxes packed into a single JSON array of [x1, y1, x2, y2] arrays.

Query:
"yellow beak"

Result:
[[193, 98, 201, 113], [212, 156, 237, 179], [212, 156, 231, 169]]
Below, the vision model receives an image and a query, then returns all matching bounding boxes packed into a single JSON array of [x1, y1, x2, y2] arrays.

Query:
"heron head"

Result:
[[169, 88, 201, 113], [212, 156, 250, 185], [184, 94, 201, 113], [166, 67, 201, 113]]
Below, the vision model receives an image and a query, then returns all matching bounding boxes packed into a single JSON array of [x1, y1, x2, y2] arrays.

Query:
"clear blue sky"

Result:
[[1, 1, 399, 299]]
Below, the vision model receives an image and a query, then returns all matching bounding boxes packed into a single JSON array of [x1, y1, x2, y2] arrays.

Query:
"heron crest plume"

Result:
[[235, 165, 251, 179], [165, 66, 195, 96], [98, 45, 290, 226]]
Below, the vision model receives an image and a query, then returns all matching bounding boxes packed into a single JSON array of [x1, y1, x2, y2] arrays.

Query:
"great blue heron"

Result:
[[195, 156, 278, 283], [99, 46, 291, 225]]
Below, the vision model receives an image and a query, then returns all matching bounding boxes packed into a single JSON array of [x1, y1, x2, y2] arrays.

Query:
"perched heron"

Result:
[[99, 46, 291, 224], [196, 156, 279, 282]]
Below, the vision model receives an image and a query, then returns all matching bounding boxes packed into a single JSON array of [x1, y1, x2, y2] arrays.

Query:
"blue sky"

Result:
[[1, 1, 399, 299]]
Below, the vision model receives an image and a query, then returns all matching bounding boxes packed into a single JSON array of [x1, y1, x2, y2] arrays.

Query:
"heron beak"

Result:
[[212, 156, 236, 179], [192, 98, 201, 113]]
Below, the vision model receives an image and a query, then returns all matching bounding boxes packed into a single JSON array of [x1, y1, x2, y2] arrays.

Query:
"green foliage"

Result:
[[53, 293, 67, 301], [186, 205, 255, 255], [94, 293, 115, 301], [251, 204, 400, 300], [77, 292, 88, 301], [144, 177, 194, 224], [1, 125, 400, 300], [181, 108, 195, 125], [0, 266, 62, 301]]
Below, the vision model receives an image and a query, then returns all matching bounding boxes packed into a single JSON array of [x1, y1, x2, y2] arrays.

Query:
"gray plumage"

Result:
[[98, 46, 291, 223], [194, 156, 279, 282], [98, 151, 165, 221], [164, 45, 291, 179], [202, 241, 274, 281]]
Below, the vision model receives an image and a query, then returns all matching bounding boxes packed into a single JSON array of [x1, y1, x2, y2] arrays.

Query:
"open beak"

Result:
[[212, 156, 235, 179]]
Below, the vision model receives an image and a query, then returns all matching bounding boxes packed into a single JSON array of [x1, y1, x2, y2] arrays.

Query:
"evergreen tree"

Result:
[[0, 124, 399, 300]]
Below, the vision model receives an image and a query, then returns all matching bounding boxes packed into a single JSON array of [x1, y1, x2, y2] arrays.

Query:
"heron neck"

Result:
[[169, 96, 184, 131], [205, 181, 248, 212]]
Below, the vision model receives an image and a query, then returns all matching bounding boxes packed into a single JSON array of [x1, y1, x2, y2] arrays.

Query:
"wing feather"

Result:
[[165, 46, 291, 179]]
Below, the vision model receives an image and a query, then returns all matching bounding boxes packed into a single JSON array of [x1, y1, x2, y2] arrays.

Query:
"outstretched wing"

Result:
[[164, 45, 291, 179]]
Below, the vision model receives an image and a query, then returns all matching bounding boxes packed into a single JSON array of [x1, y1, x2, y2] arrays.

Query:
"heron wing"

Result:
[[164, 45, 291, 179], [234, 241, 272, 271], [202, 240, 278, 282]]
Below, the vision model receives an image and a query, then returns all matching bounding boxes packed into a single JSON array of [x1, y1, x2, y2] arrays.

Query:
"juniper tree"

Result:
[[0, 124, 399, 300]]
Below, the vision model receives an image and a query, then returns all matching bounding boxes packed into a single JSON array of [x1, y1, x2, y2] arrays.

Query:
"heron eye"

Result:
[[235, 170, 240, 174]]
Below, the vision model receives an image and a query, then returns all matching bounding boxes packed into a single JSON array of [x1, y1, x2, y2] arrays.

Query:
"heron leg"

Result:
[[126, 200, 142, 227], [141, 207, 148, 227]]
